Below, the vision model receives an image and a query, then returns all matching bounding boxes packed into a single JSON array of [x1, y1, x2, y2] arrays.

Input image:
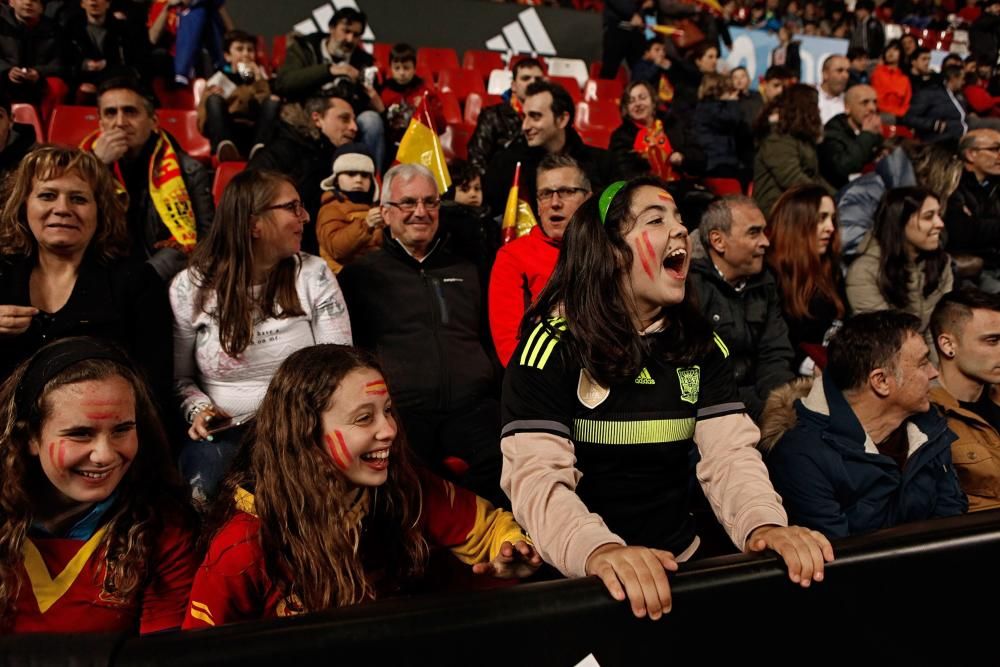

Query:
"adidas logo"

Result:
[[485, 8, 556, 56], [634, 368, 656, 385]]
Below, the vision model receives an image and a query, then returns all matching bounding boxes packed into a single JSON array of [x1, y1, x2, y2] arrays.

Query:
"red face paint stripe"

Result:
[[48, 442, 55, 465], [57, 441, 66, 469], [84, 412, 116, 420], [657, 192, 674, 202], [325, 433, 348, 470], [364, 380, 388, 396], [642, 231, 657, 262], [334, 430, 353, 464], [637, 237, 655, 280]]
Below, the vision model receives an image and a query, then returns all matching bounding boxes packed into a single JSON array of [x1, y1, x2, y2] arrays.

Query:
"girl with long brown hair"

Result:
[[183, 344, 539, 628], [767, 184, 847, 374], [169, 169, 353, 503], [0, 337, 195, 634]]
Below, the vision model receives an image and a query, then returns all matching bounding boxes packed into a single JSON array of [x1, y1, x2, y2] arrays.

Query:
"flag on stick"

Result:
[[395, 92, 451, 194], [500, 161, 538, 244]]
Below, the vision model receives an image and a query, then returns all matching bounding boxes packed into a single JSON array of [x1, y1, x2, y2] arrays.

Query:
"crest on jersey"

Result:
[[677, 366, 701, 404]]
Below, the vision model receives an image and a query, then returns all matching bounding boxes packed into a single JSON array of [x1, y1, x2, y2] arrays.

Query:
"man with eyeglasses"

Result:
[[488, 155, 591, 366], [947, 128, 1000, 292], [339, 164, 505, 506]]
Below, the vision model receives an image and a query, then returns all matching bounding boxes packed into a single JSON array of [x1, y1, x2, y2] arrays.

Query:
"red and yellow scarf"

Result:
[[82, 129, 197, 252], [633, 119, 678, 182]]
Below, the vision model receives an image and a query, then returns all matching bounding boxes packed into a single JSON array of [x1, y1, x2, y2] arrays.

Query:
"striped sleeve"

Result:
[[695, 332, 746, 421]]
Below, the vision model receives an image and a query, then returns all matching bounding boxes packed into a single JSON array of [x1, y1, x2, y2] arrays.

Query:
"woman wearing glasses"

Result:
[[169, 169, 353, 505]]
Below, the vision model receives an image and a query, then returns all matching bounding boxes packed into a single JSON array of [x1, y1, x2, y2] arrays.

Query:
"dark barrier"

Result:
[[7, 510, 1000, 666]]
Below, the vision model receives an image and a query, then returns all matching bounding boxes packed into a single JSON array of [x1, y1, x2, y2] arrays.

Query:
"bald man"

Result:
[[946, 128, 1000, 291], [819, 84, 884, 188], [818, 55, 850, 124]]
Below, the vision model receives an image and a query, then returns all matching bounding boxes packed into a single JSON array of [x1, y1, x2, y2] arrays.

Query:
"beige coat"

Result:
[[845, 235, 953, 353]]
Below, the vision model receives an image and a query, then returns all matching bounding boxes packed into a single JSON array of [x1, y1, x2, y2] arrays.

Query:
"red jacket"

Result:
[[871, 64, 912, 118], [488, 225, 560, 366], [964, 82, 1000, 117], [13, 516, 195, 634]]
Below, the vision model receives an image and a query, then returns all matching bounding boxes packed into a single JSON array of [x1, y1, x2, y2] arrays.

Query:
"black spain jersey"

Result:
[[501, 317, 745, 553]]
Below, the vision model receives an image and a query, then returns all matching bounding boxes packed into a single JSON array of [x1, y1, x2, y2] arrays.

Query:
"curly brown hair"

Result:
[[754, 83, 823, 143], [0, 342, 189, 628], [0, 146, 129, 261], [203, 344, 429, 612]]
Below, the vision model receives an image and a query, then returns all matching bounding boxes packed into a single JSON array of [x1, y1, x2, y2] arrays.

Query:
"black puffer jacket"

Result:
[[467, 97, 524, 175], [687, 257, 795, 421], [338, 233, 495, 412], [818, 113, 883, 189], [0, 5, 65, 80], [945, 170, 1000, 268]]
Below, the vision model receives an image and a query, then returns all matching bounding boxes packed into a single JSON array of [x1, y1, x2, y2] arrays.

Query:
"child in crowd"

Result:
[[0, 337, 195, 633], [375, 43, 445, 156], [183, 345, 540, 628], [316, 143, 383, 273], [442, 159, 498, 289], [196, 29, 281, 161], [630, 38, 674, 114]]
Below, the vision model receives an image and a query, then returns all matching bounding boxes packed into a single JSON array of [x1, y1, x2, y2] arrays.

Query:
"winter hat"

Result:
[[321, 142, 379, 200]]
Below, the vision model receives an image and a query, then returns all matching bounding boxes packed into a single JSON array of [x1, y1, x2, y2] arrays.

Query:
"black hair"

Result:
[[523, 176, 713, 385], [847, 46, 869, 61], [223, 29, 256, 53], [447, 159, 479, 190], [96, 75, 156, 114], [329, 7, 367, 31], [763, 64, 793, 81], [930, 288, 1000, 346], [524, 80, 575, 126], [390, 43, 416, 65], [827, 311, 923, 392], [512, 57, 544, 78]]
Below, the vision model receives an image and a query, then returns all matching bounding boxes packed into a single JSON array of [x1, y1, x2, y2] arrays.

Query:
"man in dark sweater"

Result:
[[819, 84, 884, 189], [0, 0, 68, 116], [946, 128, 1000, 292]]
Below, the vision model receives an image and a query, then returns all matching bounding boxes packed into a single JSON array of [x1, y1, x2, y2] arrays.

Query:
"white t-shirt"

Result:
[[170, 253, 353, 418], [818, 88, 845, 126]]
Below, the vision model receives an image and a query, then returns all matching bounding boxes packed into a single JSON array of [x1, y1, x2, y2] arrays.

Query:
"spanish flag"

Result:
[[500, 161, 538, 245], [395, 92, 451, 194]]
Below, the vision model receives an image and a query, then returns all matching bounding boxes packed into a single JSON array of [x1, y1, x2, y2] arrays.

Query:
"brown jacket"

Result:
[[196, 78, 272, 133], [930, 384, 1000, 512], [315, 192, 381, 273]]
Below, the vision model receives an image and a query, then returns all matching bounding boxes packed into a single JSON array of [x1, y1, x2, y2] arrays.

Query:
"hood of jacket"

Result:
[[759, 377, 814, 453]]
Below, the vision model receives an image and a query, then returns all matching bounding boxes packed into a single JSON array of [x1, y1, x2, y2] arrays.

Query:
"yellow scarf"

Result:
[[81, 129, 197, 252]]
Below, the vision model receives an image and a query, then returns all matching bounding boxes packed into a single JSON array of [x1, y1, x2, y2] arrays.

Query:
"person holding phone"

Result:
[[170, 169, 352, 505]]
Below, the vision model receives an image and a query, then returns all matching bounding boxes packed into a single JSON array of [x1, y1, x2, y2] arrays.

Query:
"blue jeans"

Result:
[[174, 0, 226, 83], [178, 422, 248, 506], [356, 110, 386, 174]]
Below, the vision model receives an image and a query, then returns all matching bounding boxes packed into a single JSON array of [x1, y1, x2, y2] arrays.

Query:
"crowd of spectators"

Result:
[[4, 0, 1000, 644]]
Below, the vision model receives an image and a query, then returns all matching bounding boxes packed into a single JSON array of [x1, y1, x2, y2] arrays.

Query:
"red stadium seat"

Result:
[[437, 90, 463, 126], [158, 109, 211, 162], [882, 124, 915, 140], [462, 49, 504, 77], [47, 105, 99, 147], [437, 68, 486, 104], [212, 161, 247, 205], [152, 77, 195, 110], [548, 76, 583, 104], [584, 78, 624, 103], [271, 34, 287, 71], [589, 61, 627, 85], [372, 42, 392, 73], [441, 122, 474, 161], [704, 178, 744, 196], [12, 103, 44, 142], [576, 125, 613, 149], [255, 35, 269, 69], [417, 47, 459, 72], [576, 100, 621, 130]]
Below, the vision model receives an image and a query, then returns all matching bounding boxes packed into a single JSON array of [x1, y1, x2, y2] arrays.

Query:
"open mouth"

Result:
[[360, 449, 390, 470], [662, 247, 688, 276], [73, 467, 116, 481]]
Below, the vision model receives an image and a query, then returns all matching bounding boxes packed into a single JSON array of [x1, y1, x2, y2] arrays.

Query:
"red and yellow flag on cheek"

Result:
[[500, 161, 538, 245], [395, 92, 451, 195]]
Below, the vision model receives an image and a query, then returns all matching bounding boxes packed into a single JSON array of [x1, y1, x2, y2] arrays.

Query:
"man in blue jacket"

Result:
[[764, 310, 967, 539]]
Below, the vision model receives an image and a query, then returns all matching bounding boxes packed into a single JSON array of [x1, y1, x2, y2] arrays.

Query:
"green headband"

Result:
[[598, 180, 627, 225]]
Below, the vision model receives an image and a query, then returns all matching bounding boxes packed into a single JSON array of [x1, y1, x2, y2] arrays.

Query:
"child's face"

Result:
[[454, 177, 482, 207], [336, 171, 372, 193], [321, 368, 397, 488], [224, 41, 257, 66], [391, 60, 416, 86]]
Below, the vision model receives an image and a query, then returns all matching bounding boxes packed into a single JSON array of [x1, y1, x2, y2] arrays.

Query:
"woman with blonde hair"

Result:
[[0, 146, 172, 404], [0, 337, 195, 633], [183, 344, 539, 628], [170, 168, 353, 502]]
